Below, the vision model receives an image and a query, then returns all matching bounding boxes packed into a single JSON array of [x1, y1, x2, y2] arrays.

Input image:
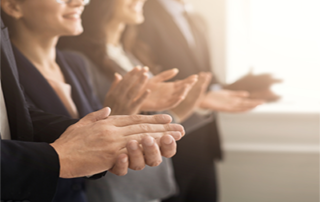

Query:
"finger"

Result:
[[108, 114, 173, 127], [126, 140, 146, 171], [117, 67, 145, 95], [271, 78, 283, 83], [141, 136, 162, 167], [125, 131, 183, 145], [79, 107, 111, 124], [127, 72, 149, 101], [152, 68, 179, 82], [239, 99, 264, 108], [132, 89, 151, 109], [231, 91, 250, 98], [122, 124, 185, 137], [108, 73, 123, 93], [108, 153, 129, 176], [159, 135, 177, 158]]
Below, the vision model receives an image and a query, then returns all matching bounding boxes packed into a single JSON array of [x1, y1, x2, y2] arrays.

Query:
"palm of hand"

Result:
[[141, 80, 181, 111], [201, 90, 264, 113], [140, 69, 198, 112]]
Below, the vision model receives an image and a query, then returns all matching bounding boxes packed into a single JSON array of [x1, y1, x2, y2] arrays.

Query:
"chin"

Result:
[[64, 26, 84, 36]]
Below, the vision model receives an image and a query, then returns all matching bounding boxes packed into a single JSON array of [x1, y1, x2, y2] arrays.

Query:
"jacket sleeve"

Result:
[[28, 105, 79, 143], [1, 139, 60, 202]]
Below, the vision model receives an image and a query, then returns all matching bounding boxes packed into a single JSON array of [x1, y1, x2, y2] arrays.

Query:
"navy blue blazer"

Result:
[[13, 46, 102, 202]]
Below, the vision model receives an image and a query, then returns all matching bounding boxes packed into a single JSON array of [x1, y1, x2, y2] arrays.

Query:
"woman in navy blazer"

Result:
[[12, 46, 100, 201]]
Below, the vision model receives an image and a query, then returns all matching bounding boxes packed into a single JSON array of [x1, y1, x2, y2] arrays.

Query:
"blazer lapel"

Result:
[[13, 46, 71, 118], [56, 51, 94, 117], [1, 25, 34, 141]]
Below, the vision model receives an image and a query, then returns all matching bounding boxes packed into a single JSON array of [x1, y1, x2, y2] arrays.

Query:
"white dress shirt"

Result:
[[0, 79, 11, 140], [158, 0, 196, 47]]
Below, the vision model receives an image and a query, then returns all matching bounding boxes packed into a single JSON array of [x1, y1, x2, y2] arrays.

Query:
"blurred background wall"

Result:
[[188, 0, 320, 201]]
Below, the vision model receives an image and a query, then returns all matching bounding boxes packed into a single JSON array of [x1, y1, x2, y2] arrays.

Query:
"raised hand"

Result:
[[170, 72, 212, 122], [104, 67, 150, 115], [200, 90, 264, 113], [141, 68, 198, 111], [50, 108, 185, 178]]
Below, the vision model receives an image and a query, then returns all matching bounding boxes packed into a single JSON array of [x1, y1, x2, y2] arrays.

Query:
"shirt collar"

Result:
[[157, 0, 186, 17]]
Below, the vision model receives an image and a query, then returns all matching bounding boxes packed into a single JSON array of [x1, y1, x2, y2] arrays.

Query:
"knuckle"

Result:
[[130, 115, 142, 122], [140, 124, 150, 132]]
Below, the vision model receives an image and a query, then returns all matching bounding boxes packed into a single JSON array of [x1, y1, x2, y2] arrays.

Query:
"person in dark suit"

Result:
[[138, 0, 265, 202], [0, 9, 184, 202]]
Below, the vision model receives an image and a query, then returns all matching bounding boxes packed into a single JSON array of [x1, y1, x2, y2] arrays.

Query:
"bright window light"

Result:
[[226, 0, 320, 101]]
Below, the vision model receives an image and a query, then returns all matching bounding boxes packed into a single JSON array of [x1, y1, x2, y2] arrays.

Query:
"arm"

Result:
[[1, 140, 60, 202]]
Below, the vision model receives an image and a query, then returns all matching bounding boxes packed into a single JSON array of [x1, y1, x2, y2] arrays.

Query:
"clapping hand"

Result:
[[51, 108, 185, 178], [170, 72, 212, 122], [141, 69, 198, 111], [104, 67, 150, 115], [200, 90, 264, 113]]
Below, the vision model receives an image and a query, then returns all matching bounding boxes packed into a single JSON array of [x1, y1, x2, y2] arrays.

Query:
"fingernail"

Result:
[[164, 136, 174, 144], [130, 143, 138, 150], [144, 137, 155, 146], [144, 66, 149, 71], [122, 157, 128, 163], [169, 132, 182, 140]]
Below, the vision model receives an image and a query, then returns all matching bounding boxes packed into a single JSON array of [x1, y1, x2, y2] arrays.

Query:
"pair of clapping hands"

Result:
[[103, 66, 213, 122]]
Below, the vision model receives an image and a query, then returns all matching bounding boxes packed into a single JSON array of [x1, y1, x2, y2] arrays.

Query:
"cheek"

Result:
[[22, 4, 62, 31]]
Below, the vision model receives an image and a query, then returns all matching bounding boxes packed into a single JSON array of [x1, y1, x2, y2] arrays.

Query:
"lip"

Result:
[[63, 11, 83, 20]]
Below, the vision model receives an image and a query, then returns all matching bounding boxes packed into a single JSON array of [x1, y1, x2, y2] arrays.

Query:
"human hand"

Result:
[[50, 108, 185, 178], [109, 134, 177, 176], [104, 67, 150, 115], [141, 68, 198, 111], [224, 72, 282, 92], [200, 90, 264, 113], [170, 72, 212, 122]]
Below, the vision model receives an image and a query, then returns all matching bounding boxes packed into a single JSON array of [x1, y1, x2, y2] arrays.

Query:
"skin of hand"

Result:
[[104, 67, 150, 115], [141, 68, 198, 112], [170, 72, 213, 122], [200, 89, 265, 113], [50, 107, 185, 179], [110, 134, 177, 176]]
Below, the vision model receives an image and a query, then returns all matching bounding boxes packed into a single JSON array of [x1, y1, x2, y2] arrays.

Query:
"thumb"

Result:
[[79, 107, 111, 124], [152, 68, 179, 82]]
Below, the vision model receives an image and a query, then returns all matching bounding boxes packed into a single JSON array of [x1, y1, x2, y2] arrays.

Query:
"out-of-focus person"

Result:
[[136, 0, 276, 201]]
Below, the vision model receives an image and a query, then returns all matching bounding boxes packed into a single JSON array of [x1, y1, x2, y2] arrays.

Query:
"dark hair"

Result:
[[58, 0, 160, 78], [1, 8, 16, 36]]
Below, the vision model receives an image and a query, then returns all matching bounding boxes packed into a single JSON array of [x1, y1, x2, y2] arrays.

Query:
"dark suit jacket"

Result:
[[0, 18, 75, 202], [138, 0, 222, 160], [12, 46, 102, 202]]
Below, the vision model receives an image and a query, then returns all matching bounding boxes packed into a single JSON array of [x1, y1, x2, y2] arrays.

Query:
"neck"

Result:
[[11, 24, 58, 69], [105, 19, 126, 46]]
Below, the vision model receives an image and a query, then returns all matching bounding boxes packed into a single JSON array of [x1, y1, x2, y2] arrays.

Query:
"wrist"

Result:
[[50, 142, 73, 179]]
